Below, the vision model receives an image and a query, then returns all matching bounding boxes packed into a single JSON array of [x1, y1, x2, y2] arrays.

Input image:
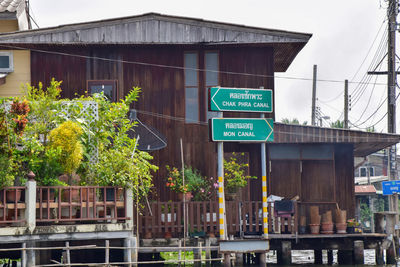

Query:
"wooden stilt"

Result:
[[353, 240, 364, 265], [327, 250, 333, 265], [314, 250, 322, 264]]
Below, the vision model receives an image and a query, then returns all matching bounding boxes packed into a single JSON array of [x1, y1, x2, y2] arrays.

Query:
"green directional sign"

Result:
[[211, 118, 274, 142], [210, 87, 273, 113]]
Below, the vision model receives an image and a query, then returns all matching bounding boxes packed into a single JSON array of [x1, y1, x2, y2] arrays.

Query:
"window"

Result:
[[0, 52, 13, 73], [205, 51, 219, 120], [87, 80, 118, 102], [184, 52, 199, 123], [359, 167, 374, 177]]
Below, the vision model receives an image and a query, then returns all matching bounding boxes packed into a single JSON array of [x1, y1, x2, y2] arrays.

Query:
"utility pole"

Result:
[[344, 79, 349, 129], [387, 0, 398, 216], [311, 65, 317, 126]]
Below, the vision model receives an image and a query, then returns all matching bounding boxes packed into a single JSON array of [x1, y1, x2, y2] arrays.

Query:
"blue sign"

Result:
[[382, 180, 400, 195]]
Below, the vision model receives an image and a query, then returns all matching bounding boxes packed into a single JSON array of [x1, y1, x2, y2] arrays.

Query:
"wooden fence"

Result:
[[138, 201, 298, 238]]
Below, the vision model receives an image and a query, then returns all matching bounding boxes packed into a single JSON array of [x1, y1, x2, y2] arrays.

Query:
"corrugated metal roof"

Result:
[[274, 122, 400, 157], [0, 0, 23, 12], [0, 13, 311, 71], [355, 185, 376, 195]]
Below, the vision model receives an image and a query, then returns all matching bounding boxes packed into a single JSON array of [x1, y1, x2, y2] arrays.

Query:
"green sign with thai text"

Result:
[[211, 118, 274, 142], [209, 87, 273, 113]]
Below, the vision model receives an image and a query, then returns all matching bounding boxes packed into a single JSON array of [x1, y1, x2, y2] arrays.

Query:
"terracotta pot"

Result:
[[225, 192, 238, 201], [334, 209, 347, 223], [300, 215, 307, 226], [309, 206, 320, 224], [62, 188, 80, 202], [41, 188, 56, 202], [321, 222, 334, 234], [309, 224, 320, 234], [81, 188, 95, 202], [6, 190, 21, 203], [321, 211, 332, 223], [178, 192, 192, 202], [164, 231, 172, 239], [144, 231, 152, 239], [335, 222, 347, 234]]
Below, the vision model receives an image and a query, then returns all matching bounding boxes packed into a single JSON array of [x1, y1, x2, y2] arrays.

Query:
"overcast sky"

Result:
[[29, 0, 392, 132]]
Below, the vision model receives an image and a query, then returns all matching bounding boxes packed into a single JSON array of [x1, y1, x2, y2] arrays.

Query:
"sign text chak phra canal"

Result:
[[210, 87, 273, 113], [211, 118, 273, 142]]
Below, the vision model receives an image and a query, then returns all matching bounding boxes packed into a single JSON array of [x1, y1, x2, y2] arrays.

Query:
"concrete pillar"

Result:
[[327, 250, 333, 265], [277, 241, 291, 265], [314, 250, 322, 264], [25, 180, 36, 232], [124, 238, 132, 266], [26, 242, 36, 267], [259, 253, 267, 267], [125, 189, 134, 229], [235, 253, 244, 266], [223, 253, 231, 267], [338, 250, 353, 265], [376, 246, 384, 265], [353, 240, 364, 264]]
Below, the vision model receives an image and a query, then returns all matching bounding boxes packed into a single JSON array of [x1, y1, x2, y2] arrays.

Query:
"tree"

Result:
[[330, 120, 344, 128], [281, 118, 308, 125]]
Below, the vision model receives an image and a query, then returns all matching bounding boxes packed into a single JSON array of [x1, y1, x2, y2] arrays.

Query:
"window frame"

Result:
[[0, 51, 13, 73], [87, 80, 118, 102], [184, 51, 200, 124], [204, 50, 220, 121]]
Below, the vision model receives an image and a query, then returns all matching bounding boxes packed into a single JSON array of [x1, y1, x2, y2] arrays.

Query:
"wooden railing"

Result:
[[138, 201, 299, 238], [0, 187, 26, 224], [36, 186, 128, 224]]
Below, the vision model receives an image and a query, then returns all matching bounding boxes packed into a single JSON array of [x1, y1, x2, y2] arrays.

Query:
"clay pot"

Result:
[[334, 209, 347, 223], [309, 224, 320, 234], [321, 222, 334, 234], [335, 222, 347, 234], [300, 216, 307, 226], [6, 190, 21, 203], [299, 225, 307, 234], [178, 192, 193, 202], [321, 211, 332, 223], [310, 206, 320, 224], [62, 188, 80, 202], [81, 188, 95, 202]]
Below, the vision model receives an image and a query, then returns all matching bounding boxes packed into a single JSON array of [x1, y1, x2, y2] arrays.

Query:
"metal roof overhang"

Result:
[[274, 123, 400, 157]]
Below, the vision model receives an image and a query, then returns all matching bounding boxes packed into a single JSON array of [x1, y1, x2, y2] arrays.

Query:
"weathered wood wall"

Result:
[[30, 45, 275, 201]]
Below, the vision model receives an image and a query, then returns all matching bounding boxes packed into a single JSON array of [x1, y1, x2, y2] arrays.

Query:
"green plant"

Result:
[[360, 202, 372, 223], [224, 152, 256, 193], [49, 121, 83, 178], [165, 165, 217, 201]]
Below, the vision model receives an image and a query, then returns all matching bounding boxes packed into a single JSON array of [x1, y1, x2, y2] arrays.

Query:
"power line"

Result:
[[0, 44, 391, 87]]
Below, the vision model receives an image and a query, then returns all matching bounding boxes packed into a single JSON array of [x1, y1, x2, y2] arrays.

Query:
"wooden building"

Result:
[[0, 13, 399, 241]]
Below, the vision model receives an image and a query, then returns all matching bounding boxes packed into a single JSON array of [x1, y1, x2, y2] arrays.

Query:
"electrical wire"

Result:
[[0, 43, 391, 87]]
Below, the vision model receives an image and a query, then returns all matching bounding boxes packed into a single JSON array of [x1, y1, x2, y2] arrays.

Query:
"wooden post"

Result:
[[105, 240, 110, 264], [327, 250, 333, 265], [376, 245, 384, 265], [353, 240, 364, 265], [314, 250, 322, 264], [193, 238, 201, 267], [338, 250, 353, 265], [178, 239, 182, 267], [21, 243, 26, 267], [259, 253, 266, 266], [65, 241, 71, 266], [205, 238, 211, 267], [277, 241, 291, 265]]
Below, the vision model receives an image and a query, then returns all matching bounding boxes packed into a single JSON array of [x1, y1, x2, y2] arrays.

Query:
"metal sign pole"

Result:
[[261, 113, 268, 238], [260, 85, 268, 239], [217, 111, 227, 240]]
